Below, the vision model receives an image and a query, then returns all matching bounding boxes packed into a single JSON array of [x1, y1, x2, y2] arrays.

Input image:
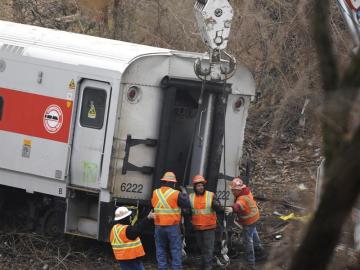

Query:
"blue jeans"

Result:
[[155, 224, 182, 270], [119, 259, 144, 270], [242, 223, 263, 266]]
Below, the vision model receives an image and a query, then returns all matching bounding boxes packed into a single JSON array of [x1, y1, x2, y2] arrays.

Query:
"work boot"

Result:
[[255, 249, 268, 262]]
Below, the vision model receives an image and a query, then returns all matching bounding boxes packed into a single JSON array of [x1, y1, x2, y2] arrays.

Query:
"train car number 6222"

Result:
[[120, 183, 144, 193]]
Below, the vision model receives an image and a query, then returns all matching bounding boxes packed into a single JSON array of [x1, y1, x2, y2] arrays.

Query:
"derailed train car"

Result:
[[0, 20, 254, 241]]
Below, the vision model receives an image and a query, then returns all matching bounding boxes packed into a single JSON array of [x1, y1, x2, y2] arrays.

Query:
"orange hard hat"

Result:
[[229, 177, 246, 190], [192, 174, 207, 185], [161, 171, 177, 183]]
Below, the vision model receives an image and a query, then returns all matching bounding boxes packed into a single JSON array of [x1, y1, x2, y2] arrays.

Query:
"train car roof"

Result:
[[0, 20, 255, 96], [0, 20, 171, 72]]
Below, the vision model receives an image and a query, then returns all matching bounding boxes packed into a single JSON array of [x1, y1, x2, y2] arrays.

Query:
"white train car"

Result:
[[0, 20, 254, 241]]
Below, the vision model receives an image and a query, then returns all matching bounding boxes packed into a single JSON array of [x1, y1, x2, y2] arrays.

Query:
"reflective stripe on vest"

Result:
[[236, 193, 259, 225], [152, 187, 181, 225], [154, 188, 181, 215], [190, 191, 217, 230], [110, 224, 145, 260]]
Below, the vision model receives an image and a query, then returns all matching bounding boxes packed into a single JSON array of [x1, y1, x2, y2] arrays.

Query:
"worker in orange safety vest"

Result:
[[189, 174, 223, 270], [225, 178, 266, 269], [110, 206, 154, 270], [151, 171, 190, 270]]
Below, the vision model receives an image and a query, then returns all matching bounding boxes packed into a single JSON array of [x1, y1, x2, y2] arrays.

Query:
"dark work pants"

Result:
[[119, 259, 145, 270], [195, 229, 215, 270]]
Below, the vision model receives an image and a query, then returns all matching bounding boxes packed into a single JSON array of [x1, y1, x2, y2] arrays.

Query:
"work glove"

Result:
[[225, 206, 233, 215], [147, 210, 155, 220]]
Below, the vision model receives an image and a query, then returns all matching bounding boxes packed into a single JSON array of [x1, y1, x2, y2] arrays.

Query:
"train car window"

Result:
[[80, 88, 106, 129], [0, 96, 3, 121]]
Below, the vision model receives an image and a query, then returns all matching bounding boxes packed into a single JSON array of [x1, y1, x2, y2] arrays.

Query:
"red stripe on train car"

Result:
[[345, 0, 356, 10], [0, 88, 73, 143]]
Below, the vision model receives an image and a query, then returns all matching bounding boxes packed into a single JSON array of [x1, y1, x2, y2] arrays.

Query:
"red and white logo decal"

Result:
[[43, 105, 63, 133]]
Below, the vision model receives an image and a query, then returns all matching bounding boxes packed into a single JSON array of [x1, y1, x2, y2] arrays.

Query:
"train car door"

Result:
[[70, 79, 111, 189]]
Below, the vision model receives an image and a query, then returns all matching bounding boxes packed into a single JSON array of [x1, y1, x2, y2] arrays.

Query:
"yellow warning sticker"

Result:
[[23, 139, 32, 146], [22, 139, 32, 158], [66, 101, 72, 108], [88, 101, 96, 119], [68, 79, 76, 90]]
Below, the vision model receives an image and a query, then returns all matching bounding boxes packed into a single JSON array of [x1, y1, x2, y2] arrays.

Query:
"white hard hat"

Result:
[[114, 206, 132, 221]]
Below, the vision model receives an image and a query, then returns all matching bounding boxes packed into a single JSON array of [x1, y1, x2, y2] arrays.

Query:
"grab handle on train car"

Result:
[[122, 135, 157, 175]]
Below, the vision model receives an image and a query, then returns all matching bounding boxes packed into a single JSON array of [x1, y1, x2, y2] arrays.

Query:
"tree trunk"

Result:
[[288, 1, 360, 269]]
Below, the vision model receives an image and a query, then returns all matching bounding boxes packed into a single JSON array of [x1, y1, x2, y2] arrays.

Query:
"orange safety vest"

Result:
[[110, 224, 145, 260], [235, 192, 260, 225], [189, 190, 217, 230], [151, 186, 181, 226]]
